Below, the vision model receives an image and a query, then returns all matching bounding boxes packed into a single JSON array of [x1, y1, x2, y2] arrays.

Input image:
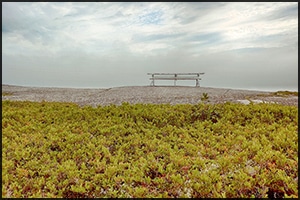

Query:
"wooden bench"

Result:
[[147, 73, 205, 87]]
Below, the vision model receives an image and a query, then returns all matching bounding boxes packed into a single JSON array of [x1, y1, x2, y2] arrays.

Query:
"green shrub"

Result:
[[2, 100, 298, 198]]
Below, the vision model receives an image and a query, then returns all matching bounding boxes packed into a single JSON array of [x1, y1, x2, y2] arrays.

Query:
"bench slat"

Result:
[[150, 77, 201, 80], [147, 73, 204, 75]]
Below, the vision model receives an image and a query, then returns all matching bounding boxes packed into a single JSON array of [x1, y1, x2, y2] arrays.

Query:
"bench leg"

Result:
[[150, 79, 155, 86], [196, 79, 200, 87]]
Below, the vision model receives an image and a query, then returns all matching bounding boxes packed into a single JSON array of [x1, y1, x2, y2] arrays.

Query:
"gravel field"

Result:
[[2, 84, 298, 107]]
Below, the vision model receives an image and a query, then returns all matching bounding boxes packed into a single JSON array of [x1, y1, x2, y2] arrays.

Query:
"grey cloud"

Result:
[[249, 24, 298, 50], [2, 2, 298, 91], [2, 3, 32, 32], [173, 2, 227, 24], [265, 3, 298, 21], [185, 32, 222, 44], [133, 33, 186, 43], [179, 16, 199, 25], [235, 2, 298, 25], [3, 3, 59, 46]]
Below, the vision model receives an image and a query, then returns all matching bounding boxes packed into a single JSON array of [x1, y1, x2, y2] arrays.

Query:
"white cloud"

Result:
[[3, 2, 297, 55], [2, 2, 298, 90]]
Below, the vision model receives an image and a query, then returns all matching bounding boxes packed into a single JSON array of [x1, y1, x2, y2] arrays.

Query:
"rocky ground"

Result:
[[2, 84, 298, 107]]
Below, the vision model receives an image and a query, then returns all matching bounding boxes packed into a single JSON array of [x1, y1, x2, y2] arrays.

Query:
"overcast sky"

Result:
[[2, 2, 298, 91]]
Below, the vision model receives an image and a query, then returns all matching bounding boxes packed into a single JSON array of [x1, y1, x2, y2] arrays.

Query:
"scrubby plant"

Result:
[[272, 91, 298, 97], [200, 93, 209, 102], [257, 90, 298, 98], [2, 92, 13, 96], [2, 100, 298, 198]]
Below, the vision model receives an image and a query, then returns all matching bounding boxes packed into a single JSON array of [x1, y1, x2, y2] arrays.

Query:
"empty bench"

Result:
[[147, 73, 205, 87]]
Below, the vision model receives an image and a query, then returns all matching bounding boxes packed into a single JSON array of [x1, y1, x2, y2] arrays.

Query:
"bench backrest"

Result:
[[147, 73, 204, 77]]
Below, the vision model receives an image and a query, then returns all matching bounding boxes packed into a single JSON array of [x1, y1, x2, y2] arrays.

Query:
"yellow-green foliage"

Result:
[[2, 100, 298, 198], [257, 90, 298, 98], [2, 92, 13, 96], [272, 91, 298, 97]]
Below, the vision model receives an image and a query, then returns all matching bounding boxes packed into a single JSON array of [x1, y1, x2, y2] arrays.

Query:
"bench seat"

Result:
[[150, 77, 201, 80]]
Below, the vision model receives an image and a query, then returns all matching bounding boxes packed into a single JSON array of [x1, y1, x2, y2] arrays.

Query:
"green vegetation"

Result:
[[257, 90, 298, 98], [2, 92, 13, 96], [2, 100, 298, 198], [272, 91, 298, 97], [200, 93, 209, 102]]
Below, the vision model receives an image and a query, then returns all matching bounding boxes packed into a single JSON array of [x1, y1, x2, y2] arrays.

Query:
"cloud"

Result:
[[2, 2, 298, 91], [3, 2, 297, 55]]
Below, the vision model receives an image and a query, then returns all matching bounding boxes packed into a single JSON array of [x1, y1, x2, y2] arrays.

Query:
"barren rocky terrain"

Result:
[[2, 84, 298, 107]]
